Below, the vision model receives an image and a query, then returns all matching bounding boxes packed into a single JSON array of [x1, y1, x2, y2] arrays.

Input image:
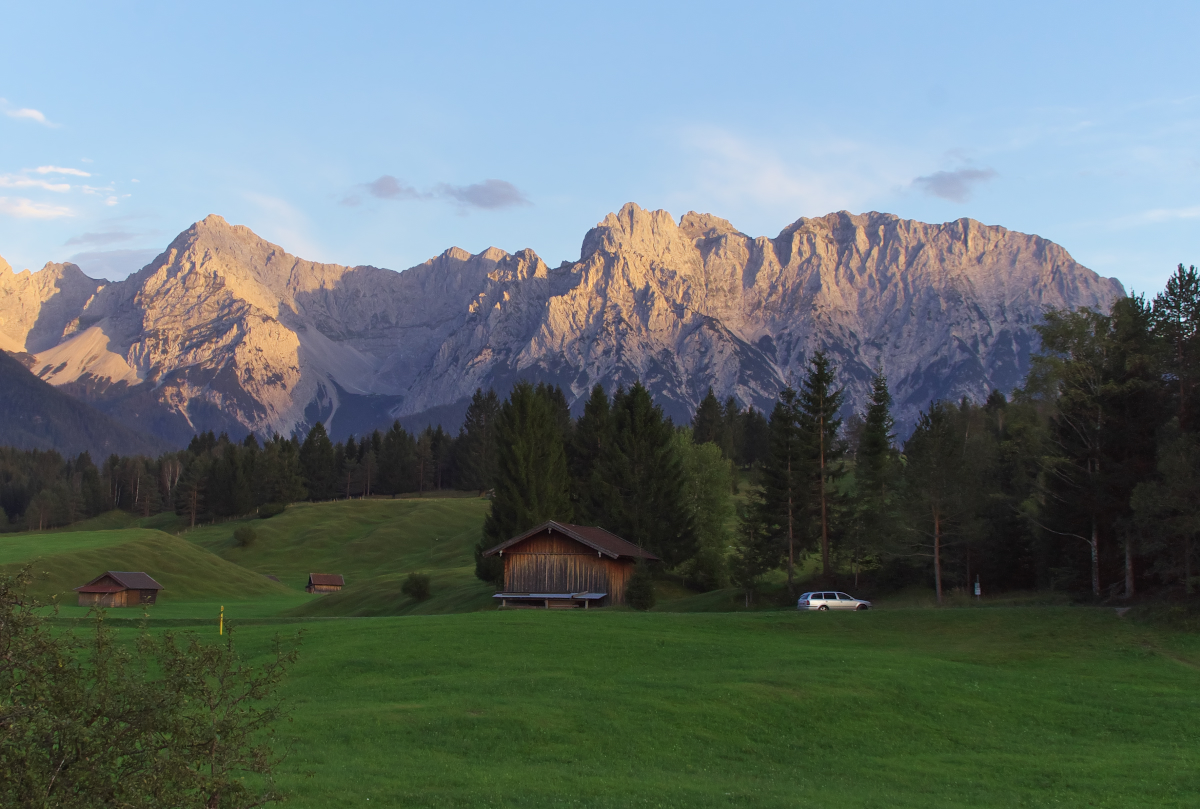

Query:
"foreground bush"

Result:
[[234, 525, 258, 547], [626, 563, 656, 610], [258, 502, 287, 519], [402, 572, 432, 601], [0, 567, 301, 808]]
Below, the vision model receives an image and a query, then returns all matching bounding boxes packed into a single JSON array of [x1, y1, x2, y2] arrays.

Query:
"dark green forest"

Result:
[[4, 265, 1199, 604]]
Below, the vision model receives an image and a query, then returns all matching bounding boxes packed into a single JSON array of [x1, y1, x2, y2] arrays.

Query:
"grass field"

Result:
[[121, 606, 1195, 808], [4, 499, 1199, 805]]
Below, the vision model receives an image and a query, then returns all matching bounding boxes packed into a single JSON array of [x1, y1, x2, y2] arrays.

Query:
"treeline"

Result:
[[0, 383, 769, 535], [729, 264, 1200, 604], [0, 419, 470, 531]]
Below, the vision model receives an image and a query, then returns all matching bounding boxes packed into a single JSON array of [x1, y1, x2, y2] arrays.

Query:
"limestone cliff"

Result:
[[0, 206, 1123, 445]]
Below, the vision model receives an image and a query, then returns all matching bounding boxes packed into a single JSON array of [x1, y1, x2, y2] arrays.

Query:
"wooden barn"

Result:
[[306, 573, 345, 593], [74, 571, 163, 607], [482, 521, 658, 608]]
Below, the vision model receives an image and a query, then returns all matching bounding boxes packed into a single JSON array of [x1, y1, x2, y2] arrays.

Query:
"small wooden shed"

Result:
[[306, 573, 345, 593], [74, 571, 163, 607], [482, 521, 658, 608]]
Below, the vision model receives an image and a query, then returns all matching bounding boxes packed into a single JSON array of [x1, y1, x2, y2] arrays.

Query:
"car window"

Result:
[[822, 593, 834, 600], [838, 593, 852, 600]]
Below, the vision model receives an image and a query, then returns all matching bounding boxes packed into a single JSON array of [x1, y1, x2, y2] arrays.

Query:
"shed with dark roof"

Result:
[[74, 571, 164, 608], [306, 573, 345, 594], [482, 521, 658, 608]]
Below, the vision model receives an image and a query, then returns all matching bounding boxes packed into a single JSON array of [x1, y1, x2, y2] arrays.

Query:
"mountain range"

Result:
[[0, 203, 1123, 448]]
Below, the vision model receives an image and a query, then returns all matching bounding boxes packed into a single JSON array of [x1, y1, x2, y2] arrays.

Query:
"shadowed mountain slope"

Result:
[[0, 349, 170, 456]]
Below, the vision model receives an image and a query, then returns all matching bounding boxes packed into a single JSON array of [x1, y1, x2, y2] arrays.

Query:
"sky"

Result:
[[1, 1, 1197, 295]]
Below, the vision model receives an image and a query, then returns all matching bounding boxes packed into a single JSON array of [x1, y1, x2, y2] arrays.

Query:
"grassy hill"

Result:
[[182, 497, 496, 615], [179, 607, 1200, 808], [0, 528, 293, 604]]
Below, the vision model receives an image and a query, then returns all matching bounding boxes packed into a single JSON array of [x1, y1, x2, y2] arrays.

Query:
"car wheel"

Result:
[[817, 605, 829, 611], [856, 604, 868, 611]]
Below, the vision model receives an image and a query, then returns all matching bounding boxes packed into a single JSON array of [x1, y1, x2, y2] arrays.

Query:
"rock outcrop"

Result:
[[0, 206, 1123, 446]]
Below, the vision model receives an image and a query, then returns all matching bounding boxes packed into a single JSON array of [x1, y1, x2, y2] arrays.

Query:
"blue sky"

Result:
[[1, 1, 1197, 295]]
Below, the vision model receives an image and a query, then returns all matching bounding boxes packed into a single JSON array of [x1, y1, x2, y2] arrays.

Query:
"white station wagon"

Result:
[[797, 591, 872, 611]]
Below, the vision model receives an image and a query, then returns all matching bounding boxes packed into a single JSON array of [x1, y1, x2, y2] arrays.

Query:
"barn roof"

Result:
[[308, 573, 345, 587], [74, 571, 164, 592], [482, 521, 660, 561]]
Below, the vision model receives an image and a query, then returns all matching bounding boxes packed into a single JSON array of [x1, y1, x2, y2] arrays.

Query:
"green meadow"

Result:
[[2, 498, 1198, 807]]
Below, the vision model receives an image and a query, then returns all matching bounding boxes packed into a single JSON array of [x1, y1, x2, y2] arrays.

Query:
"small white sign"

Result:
[[974, 582, 981, 596]]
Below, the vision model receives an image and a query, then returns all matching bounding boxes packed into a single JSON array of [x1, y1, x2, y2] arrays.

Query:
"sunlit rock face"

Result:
[[0, 205, 1123, 445]]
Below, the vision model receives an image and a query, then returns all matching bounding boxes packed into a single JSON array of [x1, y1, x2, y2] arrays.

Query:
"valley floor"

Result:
[[2, 500, 1197, 806]]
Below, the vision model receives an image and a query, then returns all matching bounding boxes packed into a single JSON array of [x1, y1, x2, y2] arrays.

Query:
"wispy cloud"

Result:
[[676, 126, 916, 217], [1112, 205, 1200, 228], [436, 179, 530, 209], [65, 230, 137, 247], [0, 175, 70, 192], [0, 197, 73, 219], [344, 175, 531, 210], [244, 192, 324, 260], [35, 165, 90, 177], [367, 175, 422, 200], [0, 99, 56, 127], [911, 167, 998, 203]]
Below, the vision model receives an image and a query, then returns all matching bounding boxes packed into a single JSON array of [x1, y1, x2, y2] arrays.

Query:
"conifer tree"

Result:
[[567, 384, 612, 522], [845, 371, 897, 585], [457, 388, 500, 492], [797, 352, 845, 581], [594, 383, 696, 566], [760, 388, 803, 593], [299, 422, 335, 501], [721, 396, 743, 463], [1150, 264, 1200, 428], [481, 381, 573, 547], [692, 387, 723, 446]]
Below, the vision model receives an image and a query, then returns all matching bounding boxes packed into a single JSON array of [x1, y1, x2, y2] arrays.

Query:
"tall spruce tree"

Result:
[[845, 371, 897, 586], [299, 422, 335, 501], [692, 388, 723, 446], [567, 384, 612, 522], [797, 352, 846, 581], [457, 388, 500, 492], [759, 388, 803, 593], [478, 382, 573, 582], [593, 383, 697, 566], [1150, 264, 1200, 428]]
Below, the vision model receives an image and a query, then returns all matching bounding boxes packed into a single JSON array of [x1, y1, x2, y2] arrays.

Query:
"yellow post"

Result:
[[219, 605, 224, 635]]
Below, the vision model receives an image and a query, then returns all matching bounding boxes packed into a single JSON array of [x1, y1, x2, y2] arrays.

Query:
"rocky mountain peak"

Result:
[[678, 211, 741, 240], [2, 205, 1126, 446], [0, 254, 10, 274]]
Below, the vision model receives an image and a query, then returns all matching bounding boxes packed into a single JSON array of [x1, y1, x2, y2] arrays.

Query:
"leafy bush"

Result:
[[401, 572, 432, 601], [233, 525, 257, 547], [258, 502, 286, 519], [0, 566, 300, 808], [626, 563, 656, 610]]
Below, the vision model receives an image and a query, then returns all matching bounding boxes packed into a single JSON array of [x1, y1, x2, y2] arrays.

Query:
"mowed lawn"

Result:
[[196, 606, 1200, 808]]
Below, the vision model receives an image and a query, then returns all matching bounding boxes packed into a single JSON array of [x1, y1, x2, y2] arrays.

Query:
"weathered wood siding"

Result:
[[306, 584, 342, 593], [501, 530, 636, 604], [77, 589, 137, 608]]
